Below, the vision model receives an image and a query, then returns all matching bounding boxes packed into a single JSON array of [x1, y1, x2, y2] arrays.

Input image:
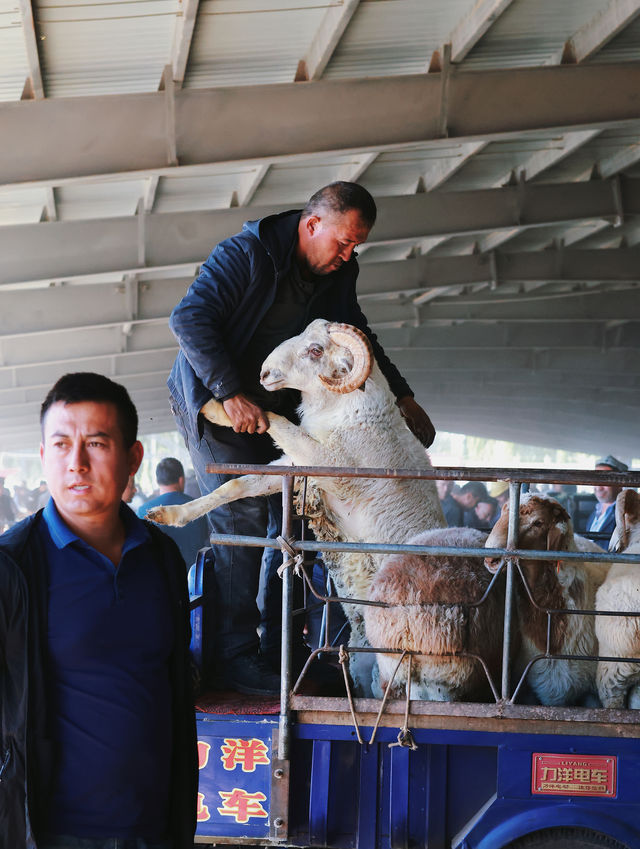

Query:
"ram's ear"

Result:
[[615, 489, 638, 550]]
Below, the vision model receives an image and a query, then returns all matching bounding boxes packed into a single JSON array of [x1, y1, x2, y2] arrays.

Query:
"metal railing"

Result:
[[203, 461, 640, 757]]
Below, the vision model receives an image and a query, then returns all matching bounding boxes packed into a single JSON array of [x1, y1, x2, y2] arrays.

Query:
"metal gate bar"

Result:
[[203, 461, 640, 755]]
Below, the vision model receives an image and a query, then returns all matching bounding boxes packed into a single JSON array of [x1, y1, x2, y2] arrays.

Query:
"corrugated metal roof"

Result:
[[323, 0, 470, 79], [590, 13, 640, 64], [156, 167, 250, 211], [184, 0, 326, 88], [0, 185, 47, 225], [0, 2, 30, 101], [532, 127, 640, 184], [56, 179, 146, 219], [37, 0, 175, 96], [2, 0, 640, 452], [463, 0, 605, 69], [251, 155, 359, 205]]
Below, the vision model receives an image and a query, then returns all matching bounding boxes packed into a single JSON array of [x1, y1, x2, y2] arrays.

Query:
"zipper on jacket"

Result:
[[0, 748, 10, 781]]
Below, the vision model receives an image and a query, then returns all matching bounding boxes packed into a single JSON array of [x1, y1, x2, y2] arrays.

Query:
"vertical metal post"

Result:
[[278, 474, 294, 761], [501, 481, 521, 701]]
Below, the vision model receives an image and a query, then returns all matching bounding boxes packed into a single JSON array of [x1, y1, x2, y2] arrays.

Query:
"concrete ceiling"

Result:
[[1, 0, 640, 458]]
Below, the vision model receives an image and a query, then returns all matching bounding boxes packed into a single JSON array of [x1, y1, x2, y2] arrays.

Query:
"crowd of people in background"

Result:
[[436, 453, 632, 552], [0, 476, 50, 532], [2, 452, 632, 558]]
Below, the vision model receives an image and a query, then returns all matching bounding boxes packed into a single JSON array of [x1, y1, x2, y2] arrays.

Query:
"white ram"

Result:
[[595, 488, 640, 709], [148, 319, 445, 695]]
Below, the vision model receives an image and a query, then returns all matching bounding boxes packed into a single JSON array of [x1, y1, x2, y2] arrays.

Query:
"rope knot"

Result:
[[389, 727, 418, 751], [276, 535, 304, 577]]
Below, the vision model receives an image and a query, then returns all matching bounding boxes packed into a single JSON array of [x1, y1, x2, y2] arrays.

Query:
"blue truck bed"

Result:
[[193, 698, 640, 848]]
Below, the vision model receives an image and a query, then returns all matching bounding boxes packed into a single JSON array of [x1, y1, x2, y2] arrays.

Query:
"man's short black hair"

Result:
[[40, 372, 138, 448], [460, 481, 489, 501], [302, 182, 377, 229], [156, 457, 185, 486]]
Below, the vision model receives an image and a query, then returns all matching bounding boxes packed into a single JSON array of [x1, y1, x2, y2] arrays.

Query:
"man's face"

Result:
[[475, 501, 494, 523], [457, 491, 479, 509], [300, 209, 370, 276], [593, 465, 622, 505], [40, 401, 142, 527]]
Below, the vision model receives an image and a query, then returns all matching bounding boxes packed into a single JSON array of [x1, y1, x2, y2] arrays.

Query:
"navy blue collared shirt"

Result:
[[42, 499, 174, 839]]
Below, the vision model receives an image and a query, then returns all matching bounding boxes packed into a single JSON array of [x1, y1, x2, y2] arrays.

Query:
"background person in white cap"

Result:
[[488, 480, 510, 513], [587, 454, 629, 549]]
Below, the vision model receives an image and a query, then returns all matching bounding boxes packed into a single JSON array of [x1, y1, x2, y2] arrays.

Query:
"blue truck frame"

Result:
[[189, 464, 640, 849]]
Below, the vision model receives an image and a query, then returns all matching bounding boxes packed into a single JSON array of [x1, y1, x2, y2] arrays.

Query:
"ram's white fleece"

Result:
[[148, 320, 445, 695], [595, 489, 640, 709]]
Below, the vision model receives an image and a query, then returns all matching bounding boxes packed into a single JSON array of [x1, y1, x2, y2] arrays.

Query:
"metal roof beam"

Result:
[[5, 282, 639, 347], [407, 366, 640, 392], [18, 0, 44, 100], [380, 321, 639, 350], [364, 286, 640, 325], [425, 379, 640, 409], [2, 177, 637, 286], [385, 345, 640, 375], [295, 0, 360, 81], [0, 347, 177, 391], [168, 0, 200, 86], [6, 245, 640, 295], [358, 247, 640, 297], [3, 63, 640, 186]]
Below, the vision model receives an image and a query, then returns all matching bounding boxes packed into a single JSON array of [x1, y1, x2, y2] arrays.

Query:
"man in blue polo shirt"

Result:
[[0, 373, 197, 849]]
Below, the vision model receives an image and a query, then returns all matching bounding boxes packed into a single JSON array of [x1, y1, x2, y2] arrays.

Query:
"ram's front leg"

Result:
[[146, 472, 283, 527], [200, 399, 234, 428], [266, 413, 337, 466], [201, 400, 333, 466]]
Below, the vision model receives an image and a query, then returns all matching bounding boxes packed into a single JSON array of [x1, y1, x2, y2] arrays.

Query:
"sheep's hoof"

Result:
[[146, 505, 184, 526]]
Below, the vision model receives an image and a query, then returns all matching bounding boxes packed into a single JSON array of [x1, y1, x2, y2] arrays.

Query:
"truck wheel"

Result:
[[504, 827, 630, 849]]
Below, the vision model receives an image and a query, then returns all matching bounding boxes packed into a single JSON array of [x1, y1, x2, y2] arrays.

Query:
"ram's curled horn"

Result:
[[318, 323, 374, 394]]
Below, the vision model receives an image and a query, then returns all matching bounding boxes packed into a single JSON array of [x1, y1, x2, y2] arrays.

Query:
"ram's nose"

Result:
[[260, 366, 283, 387], [484, 555, 504, 574]]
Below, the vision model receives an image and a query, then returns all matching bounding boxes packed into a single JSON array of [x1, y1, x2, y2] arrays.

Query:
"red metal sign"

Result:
[[532, 753, 616, 797]]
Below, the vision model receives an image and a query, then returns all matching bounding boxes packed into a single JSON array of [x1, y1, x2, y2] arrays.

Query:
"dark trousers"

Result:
[[172, 404, 303, 665]]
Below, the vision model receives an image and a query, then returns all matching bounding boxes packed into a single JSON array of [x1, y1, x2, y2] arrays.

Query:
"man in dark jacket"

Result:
[[0, 373, 197, 849], [167, 181, 436, 696]]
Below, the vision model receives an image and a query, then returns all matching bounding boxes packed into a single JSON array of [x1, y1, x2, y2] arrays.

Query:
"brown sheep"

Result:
[[484, 494, 608, 706], [365, 527, 506, 702]]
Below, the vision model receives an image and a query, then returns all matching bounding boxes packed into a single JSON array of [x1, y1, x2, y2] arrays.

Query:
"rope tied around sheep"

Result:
[[276, 535, 305, 577], [388, 655, 418, 751], [335, 647, 420, 750], [338, 644, 363, 744], [369, 651, 418, 750]]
